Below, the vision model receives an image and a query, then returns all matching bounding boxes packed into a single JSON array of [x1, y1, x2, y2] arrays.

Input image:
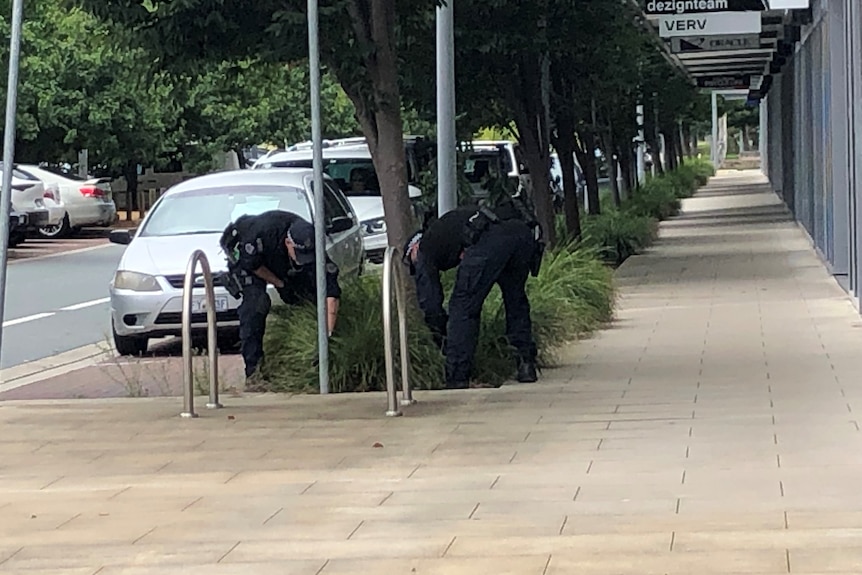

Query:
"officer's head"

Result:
[[285, 220, 316, 267]]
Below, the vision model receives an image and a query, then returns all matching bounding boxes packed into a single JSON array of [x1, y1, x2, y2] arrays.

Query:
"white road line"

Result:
[[2, 297, 111, 327], [59, 297, 110, 311], [3, 312, 55, 327]]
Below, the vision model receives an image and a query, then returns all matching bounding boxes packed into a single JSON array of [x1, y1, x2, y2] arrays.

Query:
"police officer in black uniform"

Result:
[[219, 210, 341, 385], [403, 195, 543, 389]]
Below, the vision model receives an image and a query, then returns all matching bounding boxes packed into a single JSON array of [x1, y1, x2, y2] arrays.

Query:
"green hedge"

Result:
[[578, 158, 714, 265], [260, 243, 616, 392]]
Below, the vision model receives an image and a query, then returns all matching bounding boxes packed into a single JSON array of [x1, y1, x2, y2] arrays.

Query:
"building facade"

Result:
[[762, 0, 862, 304]]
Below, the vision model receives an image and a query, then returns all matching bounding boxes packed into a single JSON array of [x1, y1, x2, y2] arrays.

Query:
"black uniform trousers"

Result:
[[237, 277, 308, 378], [445, 219, 537, 385]]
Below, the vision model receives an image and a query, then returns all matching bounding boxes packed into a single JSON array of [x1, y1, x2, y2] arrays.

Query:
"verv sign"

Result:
[[658, 11, 762, 37]]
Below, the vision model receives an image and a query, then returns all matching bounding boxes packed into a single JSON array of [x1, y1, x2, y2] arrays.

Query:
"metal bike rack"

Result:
[[382, 246, 415, 417], [180, 250, 222, 418]]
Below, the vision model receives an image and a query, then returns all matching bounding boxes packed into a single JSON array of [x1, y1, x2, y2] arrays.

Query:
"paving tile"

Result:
[[334, 556, 552, 575], [1, 542, 236, 570], [96, 562, 326, 575], [1, 174, 861, 573], [220, 538, 451, 562]]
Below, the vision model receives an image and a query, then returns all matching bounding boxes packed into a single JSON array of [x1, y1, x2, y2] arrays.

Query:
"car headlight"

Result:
[[362, 218, 387, 236], [113, 271, 161, 292]]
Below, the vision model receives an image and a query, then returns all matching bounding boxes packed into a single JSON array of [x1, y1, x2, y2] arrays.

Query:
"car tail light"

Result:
[[43, 189, 57, 201], [80, 185, 104, 198]]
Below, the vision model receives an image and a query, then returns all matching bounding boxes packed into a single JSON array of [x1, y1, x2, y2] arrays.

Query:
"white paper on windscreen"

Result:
[[229, 197, 281, 222]]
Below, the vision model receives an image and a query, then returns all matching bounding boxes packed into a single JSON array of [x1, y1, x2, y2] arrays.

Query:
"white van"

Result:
[[252, 140, 426, 263]]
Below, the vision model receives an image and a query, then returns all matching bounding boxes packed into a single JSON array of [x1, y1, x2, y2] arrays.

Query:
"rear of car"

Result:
[[108, 169, 364, 356], [0, 164, 64, 235], [19, 165, 116, 237]]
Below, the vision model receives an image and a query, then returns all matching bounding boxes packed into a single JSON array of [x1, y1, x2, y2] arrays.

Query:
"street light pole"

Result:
[[636, 103, 646, 185], [307, 0, 329, 394], [436, 0, 457, 217], [711, 91, 719, 166], [0, 0, 25, 371]]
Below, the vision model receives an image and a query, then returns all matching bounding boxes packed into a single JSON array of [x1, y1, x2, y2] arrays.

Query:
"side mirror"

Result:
[[109, 229, 133, 245], [327, 216, 354, 234]]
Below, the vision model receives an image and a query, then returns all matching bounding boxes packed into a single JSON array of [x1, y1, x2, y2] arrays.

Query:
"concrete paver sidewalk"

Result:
[[2, 170, 862, 574]]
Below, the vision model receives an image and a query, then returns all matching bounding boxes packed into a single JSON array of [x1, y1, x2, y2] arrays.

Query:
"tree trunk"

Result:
[[679, 122, 692, 158], [618, 145, 633, 198], [647, 132, 663, 175], [674, 129, 685, 167], [509, 57, 556, 246], [551, 126, 582, 241], [123, 160, 138, 220], [665, 133, 678, 171], [575, 130, 601, 216], [338, 0, 414, 255], [517, 126, 555, 246]]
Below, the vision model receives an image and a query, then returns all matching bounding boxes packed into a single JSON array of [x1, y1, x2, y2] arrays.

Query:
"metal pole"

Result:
[[382, 247, 402, 417], [308, 0, 329, 394], [0, 0, 25, 367], [636, 103, 646, 185], [711, 91, 719, 166], [181, 252, 201, 418], [201, 255, 221, 410], [180, 251, 221, 418], [394, 255, 414, 406], [436, 0, 457, 217]]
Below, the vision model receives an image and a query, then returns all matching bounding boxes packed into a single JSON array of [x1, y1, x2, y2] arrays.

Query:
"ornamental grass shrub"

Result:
[[260, 243, 616, 393]]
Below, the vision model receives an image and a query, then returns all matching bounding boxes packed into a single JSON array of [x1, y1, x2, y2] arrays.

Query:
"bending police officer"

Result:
[[220, 210, 341, 386], [404, 194, 543, 389]]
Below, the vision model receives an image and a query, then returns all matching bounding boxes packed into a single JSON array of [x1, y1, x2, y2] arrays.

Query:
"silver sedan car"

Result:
[[108, 168, 365, 355]]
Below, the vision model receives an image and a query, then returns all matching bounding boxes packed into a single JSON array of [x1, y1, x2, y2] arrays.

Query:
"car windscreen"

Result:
[[262, 159, 380, 198], [138, 185, 311, 238], [464, 151, 511, 183]]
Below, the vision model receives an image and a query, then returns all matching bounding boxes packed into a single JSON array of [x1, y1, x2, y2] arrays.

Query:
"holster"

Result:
[[530, 240, 545, 277], [220, 267, 245, 300]]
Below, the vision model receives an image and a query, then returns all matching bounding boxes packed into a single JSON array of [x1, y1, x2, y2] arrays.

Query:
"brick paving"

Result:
[[1, 170, 862, 573]]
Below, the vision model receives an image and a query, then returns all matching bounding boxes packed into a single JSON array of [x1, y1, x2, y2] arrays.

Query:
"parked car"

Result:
[[19, 164, 116, 238], [6, 210, 28, 248], [107, 168, 364, 356], [252, 138, 427, 264], [0, 163, 65, 246]]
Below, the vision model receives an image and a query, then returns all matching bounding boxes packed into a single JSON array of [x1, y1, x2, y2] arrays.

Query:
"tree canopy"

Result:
[[0, 0, 709, 245]]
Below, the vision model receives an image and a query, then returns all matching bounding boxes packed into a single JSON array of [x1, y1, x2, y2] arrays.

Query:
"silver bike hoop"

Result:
[[180, 250, 222, 418], [382, 246, 416, 416]]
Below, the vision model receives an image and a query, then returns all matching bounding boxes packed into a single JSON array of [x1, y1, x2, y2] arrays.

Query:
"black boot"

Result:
[[516, 360, 538, 383]]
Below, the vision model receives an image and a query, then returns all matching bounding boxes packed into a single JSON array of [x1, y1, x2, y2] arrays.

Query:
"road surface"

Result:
[[0, 244, 125, 369]]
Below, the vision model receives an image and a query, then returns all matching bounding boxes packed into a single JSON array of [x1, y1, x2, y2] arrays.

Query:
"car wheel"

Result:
[[37, 215, 71, 239], [113, 323, 148, 356]]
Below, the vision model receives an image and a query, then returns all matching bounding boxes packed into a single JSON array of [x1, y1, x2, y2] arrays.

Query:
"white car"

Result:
[[0, 164, 65, 246], [252, 141, 423, 264], [108, 168, 365, 356], [19, 165, 117, 238]]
